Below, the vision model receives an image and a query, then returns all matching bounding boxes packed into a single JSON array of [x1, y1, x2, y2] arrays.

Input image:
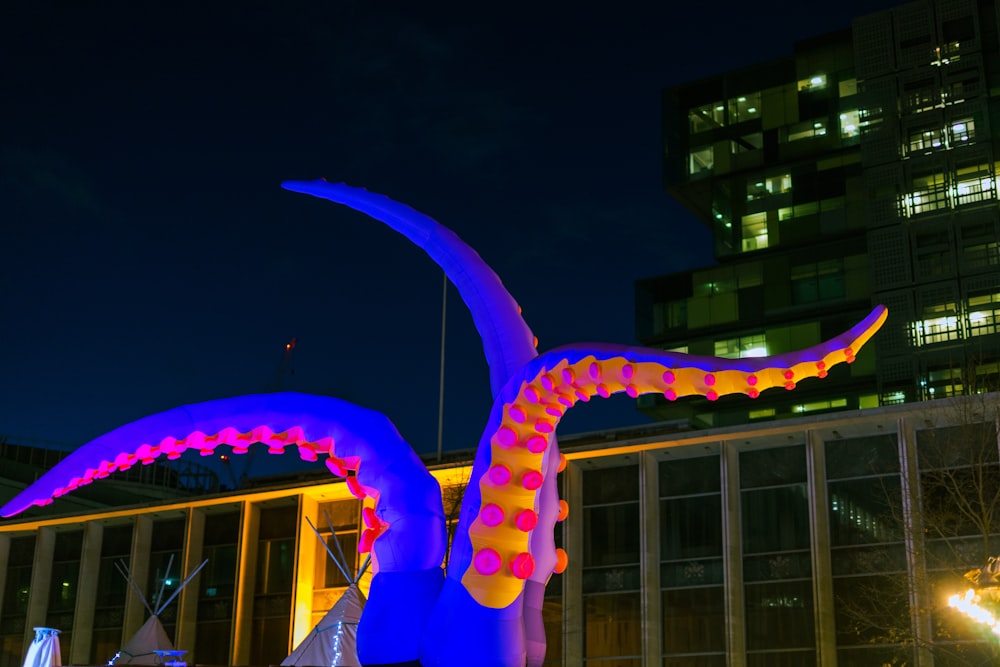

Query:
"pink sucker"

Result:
[[488, 464, 512, 486], [346, 475, 366, 499], [522, 470, 544, 490], [359, 528, 377, 553], [313, 437, 334, 454], [496, 426, 518, 448], [515, 509, 538, 532], [327, 457, 349, 477], [526, 435, 548, 454], [480, 503, 505, 527], [534, 420, 554, 434], [510, 552, 535, 579], [473, 548, 502, 576]]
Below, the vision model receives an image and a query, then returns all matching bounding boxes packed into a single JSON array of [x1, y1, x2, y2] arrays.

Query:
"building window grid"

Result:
[[714, 333, 767, 359], [900, 163, 995, 218], [583, 465, 641, 664], [967, 291, 1000, 337], [660, 474, 726, 660], [911, 302, 961, 346]]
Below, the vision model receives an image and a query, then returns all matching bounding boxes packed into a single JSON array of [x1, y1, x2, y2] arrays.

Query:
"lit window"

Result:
[[749, 408, 776, 420], [953, 162, 994, 207], [786, 119, 827, 142], [923, 368, 963, 398], [907, 126, 943, 154], [791, 398, 848, 413], [797, 74, 827, 92], [911, 303, 960, 345], [746, 174, 791, 200], [967, 291, 1000, 337], [839, 110, 860, 138], [881, 391, 907, 405], [714, 333, 767, 359], [688, 146, 713, 177], [740, 213, 768, 252], [728, 93, 761, 124], [949, 117, 975, 144], [838, 79, 857, 97], [689, 102, 725, 133], [901, 172, 948, 217]]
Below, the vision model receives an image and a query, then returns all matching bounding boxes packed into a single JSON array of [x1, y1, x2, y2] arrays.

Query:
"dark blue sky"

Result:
[[1, 0, 901, 475]]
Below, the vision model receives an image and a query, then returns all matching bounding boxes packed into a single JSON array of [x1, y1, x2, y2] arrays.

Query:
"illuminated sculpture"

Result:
[[949, 556, 1000, 637], [1, 181, 887, 667]]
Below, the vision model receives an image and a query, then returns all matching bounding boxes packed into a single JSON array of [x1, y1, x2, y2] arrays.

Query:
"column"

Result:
[[24, 527, 55, 649], [562, 461, 583, 667], [123, 515, 153, 641], [231, 500, 260, 666], [292, 494, 318, 649], [899, 418, 934, 666], [175, 507, 206, 654], [639, 451, 662, 666], [807, 430, 837, 665], [721, 441, 745, 667], [70, 521, 104, 664], [0, 534, 10, 619]]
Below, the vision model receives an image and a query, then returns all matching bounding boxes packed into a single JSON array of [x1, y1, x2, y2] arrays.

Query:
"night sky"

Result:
[[2, 0, 902, 477]]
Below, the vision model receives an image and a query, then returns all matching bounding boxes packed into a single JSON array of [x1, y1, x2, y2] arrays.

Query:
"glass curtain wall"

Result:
[[582, 465, 641, 666], [0, 536, 35, 667], [660, 454, 726, 667], [91, 524, 133, 664], [194, 511, 240, 665], [740, 445, 815, 666]]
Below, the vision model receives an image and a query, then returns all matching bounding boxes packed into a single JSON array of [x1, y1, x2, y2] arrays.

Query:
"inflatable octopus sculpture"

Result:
[[1, 181, 887, 667]]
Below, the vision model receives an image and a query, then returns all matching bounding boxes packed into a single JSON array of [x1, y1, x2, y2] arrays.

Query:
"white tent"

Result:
[[110, 556, 207, 665], [282, 514, 370, 667], [22, 627, 61, 667]]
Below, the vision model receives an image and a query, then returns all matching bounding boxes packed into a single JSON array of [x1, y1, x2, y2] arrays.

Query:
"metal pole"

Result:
[[437, 272, 447, 461]]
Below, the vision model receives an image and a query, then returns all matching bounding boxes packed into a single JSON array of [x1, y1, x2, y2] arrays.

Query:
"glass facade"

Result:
[[646, 0, 1000, 429]]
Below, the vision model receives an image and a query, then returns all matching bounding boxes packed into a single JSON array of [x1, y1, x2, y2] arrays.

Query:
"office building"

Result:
[[639, 0, 1000, 429]]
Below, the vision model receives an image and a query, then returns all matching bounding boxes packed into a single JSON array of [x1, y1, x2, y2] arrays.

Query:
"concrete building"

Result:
[[639, 0, 1000, 429], [1, 394, 999, 667]]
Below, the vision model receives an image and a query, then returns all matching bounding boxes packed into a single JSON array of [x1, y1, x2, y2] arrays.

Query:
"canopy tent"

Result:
[[110, 557, 207, 665], [22, 627, 61, 667], [282, 513, 371, 667]]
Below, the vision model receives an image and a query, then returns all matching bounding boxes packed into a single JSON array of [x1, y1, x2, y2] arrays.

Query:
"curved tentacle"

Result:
[[421, 305, 887, 667], [0, 392, 445, 665], [281, 179, 538, 397]]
